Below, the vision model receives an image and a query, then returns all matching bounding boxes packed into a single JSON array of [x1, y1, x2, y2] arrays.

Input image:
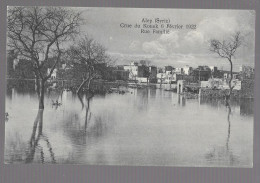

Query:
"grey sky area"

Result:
[[74, 8, 255, 71]]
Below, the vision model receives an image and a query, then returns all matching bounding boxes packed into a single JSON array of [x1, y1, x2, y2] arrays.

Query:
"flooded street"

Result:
[[5, 86, 253, 167]]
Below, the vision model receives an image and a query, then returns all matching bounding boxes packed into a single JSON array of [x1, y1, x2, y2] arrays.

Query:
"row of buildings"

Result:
[[8, 50, 254, 91], [111, 61, 254, 86]]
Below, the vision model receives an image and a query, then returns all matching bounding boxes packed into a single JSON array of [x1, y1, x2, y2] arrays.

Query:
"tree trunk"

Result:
[[77, 78, 89, 94], [77, 93, 84, 110], [39, 79, 45, 109], [87, 77, 93, 90], [228, 59, 233, 97], [84, 95, 93, 131], [34, 72, 40, 98]]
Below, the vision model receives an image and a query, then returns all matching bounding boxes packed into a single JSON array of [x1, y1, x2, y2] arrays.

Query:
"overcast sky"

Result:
[[77, 8, 255, 71]]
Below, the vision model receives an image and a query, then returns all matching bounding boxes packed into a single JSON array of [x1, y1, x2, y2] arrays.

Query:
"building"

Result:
[[112, 69, 129, 81], [175, 67, 184, 74], [200, 78, 223, 89], [123, 62, 139, 80], [192, 66, 211, 81], [165, 73, 175, 84], [222, 71, 240, 80], [157, 73, 166, 83], [200, 78, 241, 90], [209, 66, 218, 73], [183, 65, 193, 75], [157, 67, 165, 73], [47, 68, 57, 80], [123, 61, 157, 83], [239, 65, 254, 79]]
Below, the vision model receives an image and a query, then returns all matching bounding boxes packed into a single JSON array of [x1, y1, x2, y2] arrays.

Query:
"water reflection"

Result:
[[5, 84, 253, 166], [204, 103, 237, 166], [226, 104, 232, 151], [25, 109, 56, 164], [178, 95, 186, 106], [62, 92, 109, 148], [149, 88, 156, 98], [135, 88, 149, 111], [199, 97, 223, 108], [77, 92, 94, 131]]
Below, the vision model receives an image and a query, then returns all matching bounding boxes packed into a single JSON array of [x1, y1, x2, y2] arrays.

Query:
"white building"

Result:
[[157, 72, 177, 84], [183, 65, 193, 75], [175, 67, 183, 74], [123, 62, 139, 80], [209, 66, 218, 72], [47, 68, 57, 80], [200, 78, 241, 90], [136, 77, 148, 83], [13, 58, 19, 70]]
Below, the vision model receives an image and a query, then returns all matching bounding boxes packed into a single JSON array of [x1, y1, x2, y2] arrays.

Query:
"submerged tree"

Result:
[[67, 36, 111, 94], [7, 7, 82, 109], [209, 32, 243, 98]]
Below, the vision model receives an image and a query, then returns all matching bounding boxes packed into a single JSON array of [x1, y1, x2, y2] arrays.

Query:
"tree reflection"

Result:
[[77, 91, 94, 131], [226, 102, 231, 151], [25, 109, 56, 163], [205, 101, 237, 166], [56, 92, 109, 163]]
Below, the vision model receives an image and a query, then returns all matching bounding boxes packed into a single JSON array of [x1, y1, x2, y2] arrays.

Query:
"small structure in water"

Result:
[[52, 100, 62, 106], [177, 80, 186, 94]]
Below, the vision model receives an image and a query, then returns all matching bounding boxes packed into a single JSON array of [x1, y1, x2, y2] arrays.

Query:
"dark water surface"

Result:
[[5, 86, 253, 167]]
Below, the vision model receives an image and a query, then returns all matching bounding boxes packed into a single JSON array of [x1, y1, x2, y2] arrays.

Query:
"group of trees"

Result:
[[7, 7, 111, 109]]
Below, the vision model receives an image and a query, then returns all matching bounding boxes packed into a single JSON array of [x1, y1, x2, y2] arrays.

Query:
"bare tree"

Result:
[[209, 32, 243, 98], [67, 36, 111, 94], [7, 7, 82, 109]]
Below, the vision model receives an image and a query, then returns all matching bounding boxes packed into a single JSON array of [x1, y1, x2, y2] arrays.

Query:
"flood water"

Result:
[[5, 84, 254, 167]]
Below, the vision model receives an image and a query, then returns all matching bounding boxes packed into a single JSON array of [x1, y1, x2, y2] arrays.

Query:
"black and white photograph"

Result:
[[4, 7, 255, 167]]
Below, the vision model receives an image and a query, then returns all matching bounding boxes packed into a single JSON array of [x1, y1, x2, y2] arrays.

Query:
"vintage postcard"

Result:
[[5, 7, 255, 167]]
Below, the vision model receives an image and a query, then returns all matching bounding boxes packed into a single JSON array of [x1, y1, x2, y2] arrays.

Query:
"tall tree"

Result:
[[67, 36, 111, 94], [7, 6, 82, 109], [209, 32, 243, 98]]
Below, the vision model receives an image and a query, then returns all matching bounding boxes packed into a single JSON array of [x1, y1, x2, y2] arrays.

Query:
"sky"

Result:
[[76, 8, 255, 71]]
